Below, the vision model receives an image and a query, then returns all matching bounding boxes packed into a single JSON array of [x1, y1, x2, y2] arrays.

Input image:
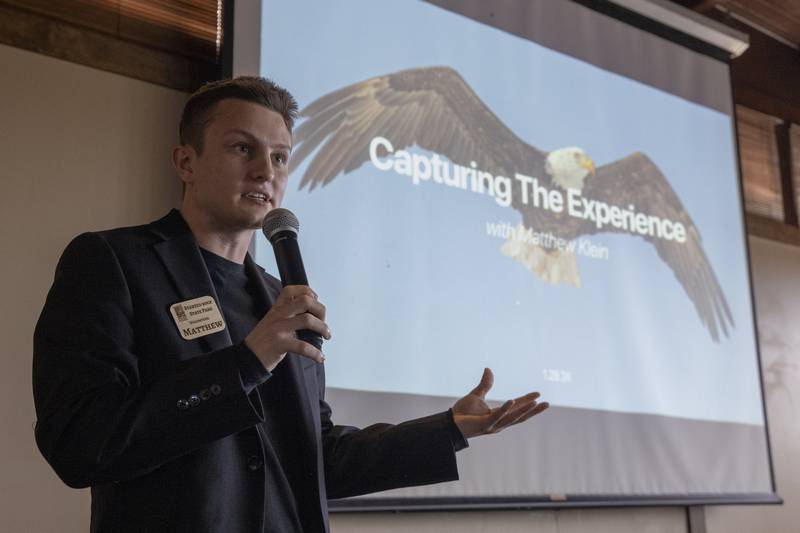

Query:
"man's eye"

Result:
[[273, 153, 287, 164], [235, 143, 251, 154]]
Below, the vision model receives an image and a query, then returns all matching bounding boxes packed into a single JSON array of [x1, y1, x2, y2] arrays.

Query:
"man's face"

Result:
[[181, 98, 292, 232]]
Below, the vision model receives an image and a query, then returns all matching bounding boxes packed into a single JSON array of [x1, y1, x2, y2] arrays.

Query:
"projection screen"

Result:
[[232, 0, 778, 508]]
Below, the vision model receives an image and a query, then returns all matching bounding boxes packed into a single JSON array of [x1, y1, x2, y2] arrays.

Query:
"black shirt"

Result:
[[201, 248, 307, 533]]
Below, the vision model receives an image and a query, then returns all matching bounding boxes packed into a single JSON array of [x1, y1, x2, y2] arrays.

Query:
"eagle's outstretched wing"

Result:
[[291, 66, 545, 190], [560, 153, 734, 341], [294, 67, 734, 343]]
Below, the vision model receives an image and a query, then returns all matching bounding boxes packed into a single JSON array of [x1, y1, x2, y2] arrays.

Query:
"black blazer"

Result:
[[33, 210, 460, 533]]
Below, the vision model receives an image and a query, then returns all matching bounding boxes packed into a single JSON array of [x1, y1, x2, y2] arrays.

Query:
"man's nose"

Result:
[[252, 153, 274, 182]]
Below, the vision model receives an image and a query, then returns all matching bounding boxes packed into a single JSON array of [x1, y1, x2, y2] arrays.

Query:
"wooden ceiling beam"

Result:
[[691, 0, 723, 15]]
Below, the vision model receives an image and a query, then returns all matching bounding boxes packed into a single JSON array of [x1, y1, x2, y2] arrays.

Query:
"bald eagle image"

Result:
[[289, 66, 734, 343]]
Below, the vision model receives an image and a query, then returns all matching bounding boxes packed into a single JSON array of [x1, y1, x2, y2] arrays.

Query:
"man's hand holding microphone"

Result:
[[244, 285, 329, 372], [245, 208, 329, 372]]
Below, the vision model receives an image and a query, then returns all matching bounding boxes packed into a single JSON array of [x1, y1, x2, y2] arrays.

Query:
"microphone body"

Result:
[[262, 209, 323, 351], [271, 231, 309, 285]]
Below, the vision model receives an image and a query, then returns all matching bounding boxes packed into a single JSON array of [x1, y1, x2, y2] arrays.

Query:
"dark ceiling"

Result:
[[669, 0, 800, 47]]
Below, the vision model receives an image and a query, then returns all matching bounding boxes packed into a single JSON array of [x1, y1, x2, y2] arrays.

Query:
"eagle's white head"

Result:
[[545, 147, 596, 192]]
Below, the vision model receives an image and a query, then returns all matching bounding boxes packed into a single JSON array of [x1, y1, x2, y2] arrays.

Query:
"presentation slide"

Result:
[[249, 0, 773, 503]]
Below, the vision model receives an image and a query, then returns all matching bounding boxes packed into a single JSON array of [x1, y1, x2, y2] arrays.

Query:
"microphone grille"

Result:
[[262, 208, 300, 241]]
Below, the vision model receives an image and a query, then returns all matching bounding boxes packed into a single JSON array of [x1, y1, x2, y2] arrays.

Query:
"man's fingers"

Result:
[[489, 395, 543, 428], [492, 400, 549, 433], [505, 401, 549, 428], [278, 285, 318, 301], [275, 286, 323, 313], [483, 398, 516, 433], [287, 337, 326, 364], [469, 367, 494, 399], [273, 293, 327, 322], [515, 391, 540, 402], [285, 313, 331, 340], [492, 392, 542, 429], [469, 389, 543, 435]]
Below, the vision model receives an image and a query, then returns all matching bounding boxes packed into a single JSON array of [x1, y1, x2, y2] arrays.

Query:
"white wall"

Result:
[[1, 42, 796, 532], [705, 237, 800, 533], [0, 43, 185, 532]]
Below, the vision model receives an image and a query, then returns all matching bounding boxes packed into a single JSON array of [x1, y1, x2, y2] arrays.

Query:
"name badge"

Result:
[[170, 296, 227, 340]]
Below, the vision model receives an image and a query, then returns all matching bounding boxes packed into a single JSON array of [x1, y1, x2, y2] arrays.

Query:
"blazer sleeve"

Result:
[[316, 364, 461, 499], [33, 232, 265, 488]]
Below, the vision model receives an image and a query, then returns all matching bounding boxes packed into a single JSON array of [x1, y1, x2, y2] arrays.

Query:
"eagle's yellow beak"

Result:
[[581, 155, 596, 176]]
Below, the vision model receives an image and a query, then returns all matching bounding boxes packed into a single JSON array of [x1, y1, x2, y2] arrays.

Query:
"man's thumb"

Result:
[[470, 367, 494, 398]]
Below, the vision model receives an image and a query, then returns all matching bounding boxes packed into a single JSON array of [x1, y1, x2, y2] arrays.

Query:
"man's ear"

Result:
[[172, 144, 196, 186]]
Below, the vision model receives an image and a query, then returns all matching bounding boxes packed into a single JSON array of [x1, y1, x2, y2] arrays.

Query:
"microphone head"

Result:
[[262, 208, 300, 242]]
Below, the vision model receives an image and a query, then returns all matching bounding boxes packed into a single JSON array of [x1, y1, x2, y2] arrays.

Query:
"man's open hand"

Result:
[[452, 368, 548, 439]]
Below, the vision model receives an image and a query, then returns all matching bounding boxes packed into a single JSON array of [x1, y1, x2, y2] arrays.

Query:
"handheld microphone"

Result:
[[262, 208, 323, 350]]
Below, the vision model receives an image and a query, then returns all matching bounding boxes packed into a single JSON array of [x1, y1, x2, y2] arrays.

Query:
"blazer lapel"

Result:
[[151, 210, 233, 352]]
